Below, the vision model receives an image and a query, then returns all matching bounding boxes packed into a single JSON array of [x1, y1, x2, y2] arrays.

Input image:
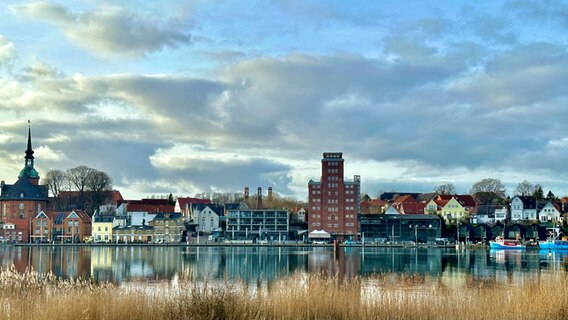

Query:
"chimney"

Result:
[[268, 187, 273, 202], [257, 187, 263, 209], [244, 187, 249, 200], [0, 180, 4, 189]]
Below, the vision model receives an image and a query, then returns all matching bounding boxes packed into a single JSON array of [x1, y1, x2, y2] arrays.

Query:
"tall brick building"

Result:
[[308, 152, 360, 241], [0, 125, 48, 242]]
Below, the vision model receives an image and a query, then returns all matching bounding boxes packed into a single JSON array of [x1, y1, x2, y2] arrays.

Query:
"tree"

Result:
[[469, 178, 506, 205], [546, 190, 556, 201], [66, 166, 96, 209], [44, 169, 67, 197], [514, 180, 535, 196], [434, 183, 456, 195], [533, 185, 544, 200], [168, 193, 175, 206], [87, 170, 112, 214], [44, 169, 68, 211]]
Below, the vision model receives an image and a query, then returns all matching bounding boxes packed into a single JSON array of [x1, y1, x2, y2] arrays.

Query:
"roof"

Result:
[[192, 203, 225, 216], [0, 177, 48, 201], [513, 196, 537, 209], [224, 203, 244, 211], [126, 203, 175, 213], [361, 199, 388, 208], [177, 197, 211, 209], [54, 212, 67, 225], [360, 214, 441, 221], [416, 192, 438, 202], [438, 195, 477, 208], [93, 215, 114, 223], [379, 192, 420, 202], [153, 212, 183, 220], [392, 195, 418, 204]]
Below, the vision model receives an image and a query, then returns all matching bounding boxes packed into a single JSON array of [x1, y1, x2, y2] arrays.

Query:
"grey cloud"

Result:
[[12, 2, 191, 57], [157, 158, 293, 195]]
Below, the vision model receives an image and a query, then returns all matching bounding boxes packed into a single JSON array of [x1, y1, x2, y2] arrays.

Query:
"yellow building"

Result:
[[439, 195, 477, 223], [92, 213, 114, 243]]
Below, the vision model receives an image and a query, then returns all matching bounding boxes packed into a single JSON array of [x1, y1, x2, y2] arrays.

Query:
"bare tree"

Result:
[[514, 180, 535, 196], [434, 183, 456, 195], [44, 169, 68, 211], [469, 178, 506, 205], [44, 169, 67, 197], [87, 170, 113, 215], [66, 166, 96, 211]]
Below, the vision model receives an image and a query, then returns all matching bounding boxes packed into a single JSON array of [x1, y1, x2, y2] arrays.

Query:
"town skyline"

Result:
[[2, 1, 568, 200]]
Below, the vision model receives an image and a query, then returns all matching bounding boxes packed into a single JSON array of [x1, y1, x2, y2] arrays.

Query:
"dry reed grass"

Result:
[[0, 265, 566, 320]]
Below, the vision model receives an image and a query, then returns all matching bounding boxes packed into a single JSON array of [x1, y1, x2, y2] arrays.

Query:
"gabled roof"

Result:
[[192, 203, 225, 216], [54, 212, 67, 225], [513, 196, 537, 209], [177, 197, 211, 209], [416, 192, 438, 202], [438, 195, 477, 207], [0, 177, 48, 201], [392, 195, 418, 205]]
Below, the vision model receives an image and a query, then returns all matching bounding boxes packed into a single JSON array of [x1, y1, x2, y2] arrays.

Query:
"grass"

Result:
[[0, 265, 566, 320]]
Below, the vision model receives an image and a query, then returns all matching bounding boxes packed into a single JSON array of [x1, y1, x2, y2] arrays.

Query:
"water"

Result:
[[0, 245, 566, 284]]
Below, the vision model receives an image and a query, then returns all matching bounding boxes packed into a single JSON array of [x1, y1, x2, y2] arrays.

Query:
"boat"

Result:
[[489, 236, 526, 250], [539, 228, 568, 250]]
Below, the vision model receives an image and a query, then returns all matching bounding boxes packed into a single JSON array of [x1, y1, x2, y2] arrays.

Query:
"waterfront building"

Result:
[[92, 211, 114, 243], [437, 195, 477, 223], [30, 211, 53, 242], [175, 197, 212, 218], [148, 213, 185, 243], [0, 125, 48, 243], [190, 203, 224, 233], [472, 205, 508, 224], [113, 225, 154, 243], [61, 210, 92, 242], [537, 201, 562, 223], [361, 199, 388, 214], [510, 196, 537, 221], [390, 195, 425, 214], [226, 208, 289, 241], [359, 214, 442, 243], [308, 152, 360, 241]]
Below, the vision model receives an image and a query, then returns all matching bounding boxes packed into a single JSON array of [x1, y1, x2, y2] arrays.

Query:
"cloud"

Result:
[[11, 2, 192, 57], [0, 35, 15, 63]]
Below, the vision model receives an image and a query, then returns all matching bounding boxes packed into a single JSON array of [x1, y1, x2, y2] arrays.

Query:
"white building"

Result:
[[192, 203, 224, 233], [510, 196, 537, 221], [538, 201, 562, 223]]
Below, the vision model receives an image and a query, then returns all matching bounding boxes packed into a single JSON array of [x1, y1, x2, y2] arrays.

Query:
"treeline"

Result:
[[44, 166, 112, 215]]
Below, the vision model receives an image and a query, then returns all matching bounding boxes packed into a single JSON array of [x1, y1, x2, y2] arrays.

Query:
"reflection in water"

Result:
[[0, 245, 566, 284]]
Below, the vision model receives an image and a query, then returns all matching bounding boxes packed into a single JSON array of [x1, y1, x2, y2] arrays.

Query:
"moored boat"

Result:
[[489, 237, 526, 250], [539, 228, 568, 250]]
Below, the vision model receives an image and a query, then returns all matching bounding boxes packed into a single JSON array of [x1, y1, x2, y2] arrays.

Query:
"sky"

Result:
[[1, 0, 568, 201]]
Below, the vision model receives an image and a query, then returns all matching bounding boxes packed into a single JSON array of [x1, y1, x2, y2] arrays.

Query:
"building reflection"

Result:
[[0, 246, 565, 284]]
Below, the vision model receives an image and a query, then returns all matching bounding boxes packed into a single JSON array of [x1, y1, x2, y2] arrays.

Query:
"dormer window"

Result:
[[20, 192, 24, 198]]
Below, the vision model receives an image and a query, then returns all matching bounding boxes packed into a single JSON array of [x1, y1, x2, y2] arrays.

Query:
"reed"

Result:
[[0, 265, 565, 320]]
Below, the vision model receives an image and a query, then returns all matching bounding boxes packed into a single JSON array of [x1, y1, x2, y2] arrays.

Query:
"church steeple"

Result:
[[25, 121, 34, 161], [19, 121, 39, 183]]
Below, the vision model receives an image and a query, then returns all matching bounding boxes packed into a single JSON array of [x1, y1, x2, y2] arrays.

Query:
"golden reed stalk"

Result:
[[0, 265, 566, 320]]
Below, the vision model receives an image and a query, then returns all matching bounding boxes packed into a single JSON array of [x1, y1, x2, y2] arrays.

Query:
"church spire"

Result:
[[25, 120, 34, 161], [19, 120, 39, 182]]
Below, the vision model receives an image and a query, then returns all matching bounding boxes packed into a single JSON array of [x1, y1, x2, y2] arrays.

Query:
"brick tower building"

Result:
[[308, 152, 360, 241], [0, 124, 48, 242]]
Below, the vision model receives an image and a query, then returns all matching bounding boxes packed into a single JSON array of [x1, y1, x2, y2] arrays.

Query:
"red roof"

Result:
[[393, 195, 418, 205], [438, 195, 477, 208], [399, 202, 426, 214], [126, 204, 175, 213], [177, 197, 211, 208]]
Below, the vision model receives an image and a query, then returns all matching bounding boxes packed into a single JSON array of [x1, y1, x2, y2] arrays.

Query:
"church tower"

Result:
[[18, 122, 40, 185], [0, 122, 48, 243]]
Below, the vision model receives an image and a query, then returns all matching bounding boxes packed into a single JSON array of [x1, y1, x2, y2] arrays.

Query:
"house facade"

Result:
[[191, 204, 224, 233], [92, 212, 114, 243], [148, 213, 185, 243], [30, 211, 53, 243], [510, 196, 537, 221], [538, 201, 561, 223]]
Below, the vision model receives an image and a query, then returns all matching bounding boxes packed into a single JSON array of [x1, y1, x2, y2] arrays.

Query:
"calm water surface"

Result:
[[0, 245, 566, 284]]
